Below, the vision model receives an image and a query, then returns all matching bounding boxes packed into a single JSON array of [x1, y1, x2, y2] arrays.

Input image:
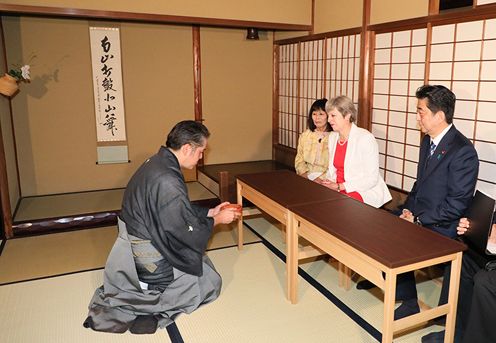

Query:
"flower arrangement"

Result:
[[0, 64, 31, 97], [7, 64, 31, 82]]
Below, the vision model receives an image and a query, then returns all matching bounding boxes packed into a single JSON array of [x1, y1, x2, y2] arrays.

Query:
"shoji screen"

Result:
[[298, 40, 326, 140], [277, 33, 361, 149], [477, 0, 496, 5], [278, 43, 299, 148], [372, 28, 427, 191], [429, 19, 496, 196], [324, 34, 361, 106]]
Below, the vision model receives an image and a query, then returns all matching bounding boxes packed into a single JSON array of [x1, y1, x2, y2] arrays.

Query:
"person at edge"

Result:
[[83, 120, 240, 334], [422, 212, 496, 343], [319, 95, 391, 208], [294, 98, 333, 182]]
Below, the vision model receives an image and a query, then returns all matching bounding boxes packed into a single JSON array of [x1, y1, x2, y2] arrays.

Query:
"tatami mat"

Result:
[[0, 222, 259, 285], [177, 243, 376, 342], [0, 226, 117, 285], [0, 243, 377, 343], [0, 270, 172, 343], [244, 216, 446, 342], [14, 182, 216, 222], [14, 189, 125, 222]]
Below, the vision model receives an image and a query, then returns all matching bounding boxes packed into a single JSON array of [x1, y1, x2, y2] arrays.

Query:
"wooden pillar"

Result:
[[219, 171, 229, 203], [0, 18, 13, 239], [192, 25, 205, 170], [358, 0, 372, 130], [429, 0, 440, 15]]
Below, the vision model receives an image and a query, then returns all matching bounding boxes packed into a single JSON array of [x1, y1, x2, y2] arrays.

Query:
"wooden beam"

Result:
[[0, 4, 312, 31]]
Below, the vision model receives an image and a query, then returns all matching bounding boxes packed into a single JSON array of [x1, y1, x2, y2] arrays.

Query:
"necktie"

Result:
[[429, 141, 437, 157], [425, 141, 436, 169]]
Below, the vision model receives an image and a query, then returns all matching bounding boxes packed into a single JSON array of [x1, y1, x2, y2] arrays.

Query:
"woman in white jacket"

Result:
[[321, 96, 391, 208]]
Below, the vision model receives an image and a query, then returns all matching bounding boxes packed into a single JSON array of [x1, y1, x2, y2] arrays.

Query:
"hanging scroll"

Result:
[[89, 27, 127, 142]]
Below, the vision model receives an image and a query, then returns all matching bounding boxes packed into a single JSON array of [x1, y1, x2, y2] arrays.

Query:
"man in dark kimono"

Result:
[[83, 120, 240, 334]]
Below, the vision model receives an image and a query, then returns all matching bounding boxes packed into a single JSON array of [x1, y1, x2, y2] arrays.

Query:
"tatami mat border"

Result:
[[243, 221, 382, 342], [166, 322, 185, 343], [0, 266, 105, 287], [206, 240, 261, 252], [0, 238, 261, 287]]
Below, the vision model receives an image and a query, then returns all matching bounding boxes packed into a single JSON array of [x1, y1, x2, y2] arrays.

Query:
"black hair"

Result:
[[307, 98, 332, 132], [415, 85, 456, 124], [165, 120, 210, 150]]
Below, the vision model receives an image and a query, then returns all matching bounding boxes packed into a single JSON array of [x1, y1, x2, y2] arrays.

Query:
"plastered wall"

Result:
[[3, 15, 274, 196], [4, 17, 195, 195], [2, 0, 311, 26], [200, 27, 273, 164]]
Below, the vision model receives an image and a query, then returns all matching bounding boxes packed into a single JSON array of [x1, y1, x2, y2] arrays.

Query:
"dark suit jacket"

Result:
[[401, 125, 479, 238]]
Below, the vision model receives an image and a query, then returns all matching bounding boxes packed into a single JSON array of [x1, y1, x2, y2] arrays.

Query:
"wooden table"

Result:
[[236, 170, 466, 342], [236, 170, 352, 287], [287, 199, 466, 343]]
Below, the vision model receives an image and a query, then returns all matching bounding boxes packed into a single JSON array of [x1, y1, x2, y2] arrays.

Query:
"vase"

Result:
[[0, 73, 19, 97]]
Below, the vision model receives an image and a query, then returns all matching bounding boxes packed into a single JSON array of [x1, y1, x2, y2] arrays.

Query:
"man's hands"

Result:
[[457, 217, 470, 235], [209, 202, 242, 226], [400, 209, 415, 223]]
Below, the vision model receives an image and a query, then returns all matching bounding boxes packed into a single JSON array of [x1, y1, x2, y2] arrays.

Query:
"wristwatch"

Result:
[[414, 215, 422, 226]]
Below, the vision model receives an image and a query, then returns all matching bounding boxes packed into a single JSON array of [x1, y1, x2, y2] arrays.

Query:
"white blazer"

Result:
[[327, 123, 392, 208]]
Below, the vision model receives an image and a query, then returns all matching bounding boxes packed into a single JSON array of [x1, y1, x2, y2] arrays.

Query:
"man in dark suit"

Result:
[[393, 84, 479, 319]]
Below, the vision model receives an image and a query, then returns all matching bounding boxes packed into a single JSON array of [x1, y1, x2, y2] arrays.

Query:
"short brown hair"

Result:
[[325, 96, 357, 123]]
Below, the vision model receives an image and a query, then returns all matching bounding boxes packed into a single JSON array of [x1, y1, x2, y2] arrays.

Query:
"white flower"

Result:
[[20, 65, 30, 80]]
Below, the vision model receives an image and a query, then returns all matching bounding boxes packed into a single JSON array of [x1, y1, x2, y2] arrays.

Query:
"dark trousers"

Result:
[[459, 254, 496, 343], [395, 263, 450, 304], [397, 253, 496, 343]]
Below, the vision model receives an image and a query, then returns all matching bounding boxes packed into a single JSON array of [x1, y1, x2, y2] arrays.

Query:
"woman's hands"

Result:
[[319, 179, 340, 191]]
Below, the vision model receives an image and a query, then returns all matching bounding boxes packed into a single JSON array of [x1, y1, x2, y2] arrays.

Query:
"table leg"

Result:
[[287, 211, 298, 304], [382, 270, 396, 343], [237, 181, 243, 250], [444, 252, 462, 343]]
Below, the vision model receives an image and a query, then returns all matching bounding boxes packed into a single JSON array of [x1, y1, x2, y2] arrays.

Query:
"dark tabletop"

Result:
[[237, 170, 346, 208], [289, 199, 467, 269]]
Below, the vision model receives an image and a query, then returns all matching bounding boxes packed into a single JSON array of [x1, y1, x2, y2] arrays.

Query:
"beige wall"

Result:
[[273, 30, 310, 41], [314, 0, 363, 33], [280, 0, 428, 39], [4, 16, 274, 196], [4, 16, 195, 196], [370, 0, 429, 25], [200, 27, 272, 164], [3, 0, 312, 26]]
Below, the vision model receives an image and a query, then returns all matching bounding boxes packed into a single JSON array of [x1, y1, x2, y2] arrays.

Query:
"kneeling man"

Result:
[[84, 120, 240, 334]]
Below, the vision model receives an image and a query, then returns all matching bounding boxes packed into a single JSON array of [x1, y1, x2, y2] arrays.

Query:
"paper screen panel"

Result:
[[372, 28, 427, 191], [429, 19, 496, 197], [324, 34, 361, 108], [278, 43, 299, 147], [299, 39, 325, 135], [276, 33, 361, 149]]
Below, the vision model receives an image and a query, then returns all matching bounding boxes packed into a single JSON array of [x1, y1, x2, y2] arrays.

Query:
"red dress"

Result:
[[333, 140, 364, 202]]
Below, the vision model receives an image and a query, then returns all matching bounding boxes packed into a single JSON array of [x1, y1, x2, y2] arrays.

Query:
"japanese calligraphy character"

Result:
[[100, 54, 114, 63], [101, 36, 111, 53]]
